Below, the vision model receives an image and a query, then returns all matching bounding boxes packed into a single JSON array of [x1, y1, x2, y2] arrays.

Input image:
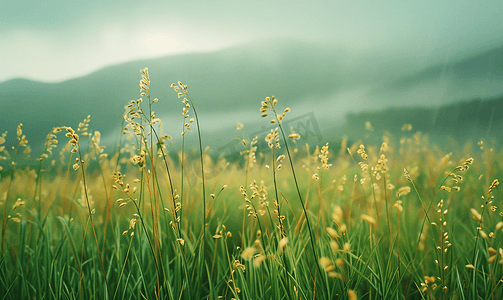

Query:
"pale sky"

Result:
[[1, 0, 503, 82]]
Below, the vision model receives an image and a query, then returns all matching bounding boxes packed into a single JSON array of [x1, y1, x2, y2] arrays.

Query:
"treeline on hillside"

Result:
[[345, 95, 503, 143]]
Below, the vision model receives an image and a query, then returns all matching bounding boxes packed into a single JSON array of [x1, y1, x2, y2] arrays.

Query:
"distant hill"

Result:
[[0, 39, 370, 148], [1, 38, 503, 153], [344, 96, 503, 146], [367, 45, 503, 108]]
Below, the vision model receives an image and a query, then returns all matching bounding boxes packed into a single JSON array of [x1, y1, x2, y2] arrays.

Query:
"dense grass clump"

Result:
[[0, 68, 502, 300]]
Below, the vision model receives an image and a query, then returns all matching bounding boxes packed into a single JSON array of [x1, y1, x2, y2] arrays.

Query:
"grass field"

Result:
[[0, 68, 501, 299]]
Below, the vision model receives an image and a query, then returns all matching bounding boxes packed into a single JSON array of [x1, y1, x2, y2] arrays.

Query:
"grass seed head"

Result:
[[278, 237, 288, 252], [357, 144, 368, 160], [241, 247, 257, 260], [360, 214, 376, 226], [397, 186, 411, 197], [335, 258, 344, 267], [330, 240, 339, 252], [326, 227, 338, 239], [471, 208, 483, 223], [253, 254, 267, 267], [319, 257, 333, 269]]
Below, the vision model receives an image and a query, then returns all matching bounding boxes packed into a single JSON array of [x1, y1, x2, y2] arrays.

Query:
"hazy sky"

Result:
[[1, 0, 502, 82]]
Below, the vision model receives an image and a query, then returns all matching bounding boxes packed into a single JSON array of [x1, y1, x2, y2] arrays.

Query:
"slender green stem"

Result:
[[76, 143, 109, 295], [268, 102, 327, 295], [184, 91, 206, 229], [178, 86, 208, 297], [1, 141, 22, 253]]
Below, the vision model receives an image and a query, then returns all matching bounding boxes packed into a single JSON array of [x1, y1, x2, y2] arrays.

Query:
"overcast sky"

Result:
[[1, 0, 502, 82]]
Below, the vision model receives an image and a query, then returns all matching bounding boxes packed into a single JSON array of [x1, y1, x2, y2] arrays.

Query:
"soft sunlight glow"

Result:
[[0, 24, 239, 82], [1, 0, 502, 82]]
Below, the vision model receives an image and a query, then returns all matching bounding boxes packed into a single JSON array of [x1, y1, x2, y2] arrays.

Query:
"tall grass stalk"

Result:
[[261, 96, 328, 296], [170, 81, 208, 297], [1, 125, 26, 252], [3, 69, 503, 299], [73, 133, 109, 296]]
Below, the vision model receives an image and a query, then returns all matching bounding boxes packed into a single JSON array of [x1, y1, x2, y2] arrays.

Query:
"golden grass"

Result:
[[0, 68, 502, 299]]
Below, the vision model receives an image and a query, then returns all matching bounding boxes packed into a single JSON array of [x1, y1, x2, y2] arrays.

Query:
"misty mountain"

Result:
[[1, 39, 503, 153], [344, 96, 503, 147], [0, 39, 371, 147], [367, 45, 503, 108]]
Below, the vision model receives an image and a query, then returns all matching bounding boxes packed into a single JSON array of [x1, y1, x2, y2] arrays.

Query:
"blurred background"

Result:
[[1, 0, 503, 160]]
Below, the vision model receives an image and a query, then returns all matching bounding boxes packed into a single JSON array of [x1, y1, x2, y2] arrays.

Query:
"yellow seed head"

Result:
[[335, 258, 344, 267], [397, 186, 411, 197], [471, 208, 482, 223], [241, 247, 257, 260], [360, 214, 376, 226], [348, 289, 357, 300], [328, 272, 344, 280], [253, 255, 267, 267], [278, 237, 288, 251], [330, 240, 339, 252], [319, 257, 333, 269], [326, 227, 339, 239], [488, 254, 497, 264]]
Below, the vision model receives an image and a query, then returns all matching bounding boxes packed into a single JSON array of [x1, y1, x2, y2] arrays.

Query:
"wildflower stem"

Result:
[[76, 144, 109, 295], [270, 147, 283, 238], [183, 88, 209, 297], [184, 91, 207, 226], [1, 140, 22, 252], [271, 106, 327, 295]]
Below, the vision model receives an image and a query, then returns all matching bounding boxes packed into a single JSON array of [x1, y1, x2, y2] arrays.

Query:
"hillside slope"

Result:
[[1, 39, 503, 150]]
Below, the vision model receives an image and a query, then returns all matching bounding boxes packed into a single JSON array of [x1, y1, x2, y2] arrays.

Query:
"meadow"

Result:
[[0, 68, 502, 300]]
